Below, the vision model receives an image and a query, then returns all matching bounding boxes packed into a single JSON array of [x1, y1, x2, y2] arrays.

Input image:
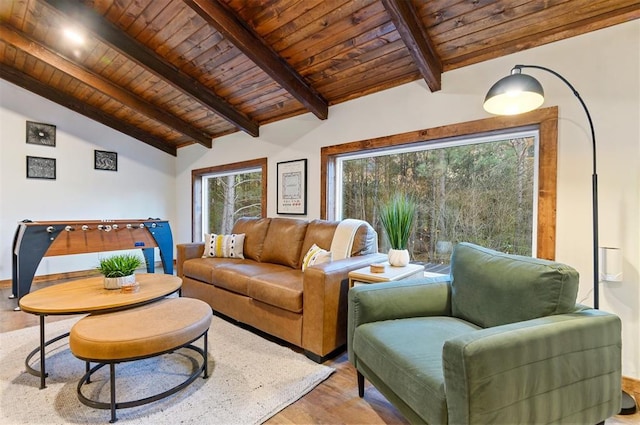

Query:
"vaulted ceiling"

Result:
[[1, 1, 638, 155]]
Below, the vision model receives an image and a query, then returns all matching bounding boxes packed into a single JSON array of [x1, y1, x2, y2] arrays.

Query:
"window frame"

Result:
[[191, 158, 267, 242], [321, 107, 558, 260]]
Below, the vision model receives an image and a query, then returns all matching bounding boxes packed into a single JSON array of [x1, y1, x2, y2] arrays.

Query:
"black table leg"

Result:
[[25, 315, 69, 389], [39, 315, 46, 389]]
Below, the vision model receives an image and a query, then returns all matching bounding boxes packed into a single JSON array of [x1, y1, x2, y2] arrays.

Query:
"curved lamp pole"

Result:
[[484, 65, 599, 308], [483, 64, 636, 415]]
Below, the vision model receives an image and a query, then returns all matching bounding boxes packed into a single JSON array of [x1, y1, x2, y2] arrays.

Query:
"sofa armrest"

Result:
[[301, 252, 387, 358], [443, 309, 622, 424], [347, 277, 452, 363], [176, 243, 204, 278]]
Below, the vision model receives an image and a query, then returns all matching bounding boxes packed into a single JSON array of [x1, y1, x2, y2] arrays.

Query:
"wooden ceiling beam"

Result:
[[185, 0, 328, 120], [381, 0, 442, 92], [0, 64, 177, 156], [43, 0, 259, 137], [0, 24, 212, 149]]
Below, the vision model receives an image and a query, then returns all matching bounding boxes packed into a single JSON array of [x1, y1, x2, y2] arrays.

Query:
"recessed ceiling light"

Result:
[[63, 28, 84, 45]]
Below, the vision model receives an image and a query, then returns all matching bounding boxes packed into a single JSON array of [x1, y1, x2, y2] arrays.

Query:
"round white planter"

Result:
[[103, 274, 136, 290], [388, 249, 410, 267]]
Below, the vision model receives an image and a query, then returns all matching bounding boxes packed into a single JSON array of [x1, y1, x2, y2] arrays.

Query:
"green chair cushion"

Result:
[[450, 242, 579, 328], [353, 317, 480, 424]]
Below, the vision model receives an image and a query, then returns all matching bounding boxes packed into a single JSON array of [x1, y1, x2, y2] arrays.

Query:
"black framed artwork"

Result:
[[26, 156, 56, 180], [26, 121, 56, 147], [276, 158, 307, 215], [94, 150, 118, 171]]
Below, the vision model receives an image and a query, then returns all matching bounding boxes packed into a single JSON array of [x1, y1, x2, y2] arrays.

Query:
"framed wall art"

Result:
[[26, 121, 56, 147], [26, 156, 56, 180], [94, 150, 118, 171], [277, 158, 307, 215]]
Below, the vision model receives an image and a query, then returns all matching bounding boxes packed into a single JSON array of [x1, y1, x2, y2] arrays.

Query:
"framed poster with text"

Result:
[[277, 159, 307, 215]]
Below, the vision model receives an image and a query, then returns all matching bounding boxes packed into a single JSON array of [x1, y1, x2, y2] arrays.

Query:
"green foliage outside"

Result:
[[97, 254, 143, 278], [206, 171, 262, 234], [342, 137, 535, 263]]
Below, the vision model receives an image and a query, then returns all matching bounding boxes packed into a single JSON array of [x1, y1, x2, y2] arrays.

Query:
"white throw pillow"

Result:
[[302, 244, 332, 271], [202, 233, 245, 259]]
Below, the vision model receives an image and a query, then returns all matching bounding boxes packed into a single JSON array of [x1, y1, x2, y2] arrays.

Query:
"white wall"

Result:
[[0, 82, 177, 279], [176, 20, 640, 379]]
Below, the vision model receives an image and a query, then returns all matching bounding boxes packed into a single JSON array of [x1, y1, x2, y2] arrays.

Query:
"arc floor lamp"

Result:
[[483, 64, 636, 416]]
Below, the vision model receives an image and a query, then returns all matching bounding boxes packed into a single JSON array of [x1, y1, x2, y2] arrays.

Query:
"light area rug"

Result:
[[0, 315, 334, 424]]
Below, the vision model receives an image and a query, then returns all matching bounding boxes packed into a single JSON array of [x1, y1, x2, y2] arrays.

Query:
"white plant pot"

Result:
[[388, 249, 410, 267], [103, 274, 136, 290]]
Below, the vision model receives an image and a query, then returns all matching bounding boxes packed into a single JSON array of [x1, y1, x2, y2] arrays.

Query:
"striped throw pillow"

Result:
[[302, 244, 332, 271], [202, 233, 245, 259]]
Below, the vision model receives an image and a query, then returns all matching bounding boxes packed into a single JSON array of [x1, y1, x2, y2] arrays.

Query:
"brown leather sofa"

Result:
[[176, 217, 386, 362]]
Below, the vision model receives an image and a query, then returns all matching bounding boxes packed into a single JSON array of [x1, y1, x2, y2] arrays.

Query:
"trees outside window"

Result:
[[336, 131, 537, 264], [192, 158, 267, 241], [324, 109, 558, 261], [203, 170, 263, 234]]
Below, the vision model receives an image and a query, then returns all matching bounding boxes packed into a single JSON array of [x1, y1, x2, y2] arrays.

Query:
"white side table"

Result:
[[348, 262, 425, 288]]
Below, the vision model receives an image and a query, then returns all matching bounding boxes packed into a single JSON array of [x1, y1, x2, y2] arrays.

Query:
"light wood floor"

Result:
[[2, 279, 638, 425]]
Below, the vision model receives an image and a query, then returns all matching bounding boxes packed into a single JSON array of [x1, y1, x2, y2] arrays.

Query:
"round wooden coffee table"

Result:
[[18, 273, 181, 389]]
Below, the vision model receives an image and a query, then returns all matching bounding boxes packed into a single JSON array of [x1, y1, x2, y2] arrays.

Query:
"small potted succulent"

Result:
[[97, 253, 143, 290], [379, 192, 417, 267]]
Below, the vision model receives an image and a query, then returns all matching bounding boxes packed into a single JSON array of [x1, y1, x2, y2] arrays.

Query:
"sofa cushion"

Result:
[[231, 217, 271, 261], [247, 269, 304, 313], [299, 219, 338, 263], [353, 317, 480, 425], [183, 257, 230, 283], [212, 261, 290, 296], [299, 219, 377, 266], [202, 233, 245, 258], [260, 218, 308, 268], [450, 242, 579, 328], [301, 244, 332, 271]]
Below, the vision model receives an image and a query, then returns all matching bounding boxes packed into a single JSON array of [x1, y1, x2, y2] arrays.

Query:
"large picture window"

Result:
[[336, 130, 538, 263], [322, 108, 558, 261], [192, 158, 267, 241]]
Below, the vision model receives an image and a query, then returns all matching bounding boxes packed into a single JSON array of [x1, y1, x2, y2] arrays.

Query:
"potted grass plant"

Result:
[[97, 253, 143, 289], [379, 192, 417, 267]]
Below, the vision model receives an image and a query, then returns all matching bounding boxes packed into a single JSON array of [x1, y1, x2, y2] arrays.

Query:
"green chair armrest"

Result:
[[347, 277, 451, 363], [443, 309, 622, 424]]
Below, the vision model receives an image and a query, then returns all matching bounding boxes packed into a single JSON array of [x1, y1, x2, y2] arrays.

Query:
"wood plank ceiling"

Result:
[[1, 0, 638, 156]]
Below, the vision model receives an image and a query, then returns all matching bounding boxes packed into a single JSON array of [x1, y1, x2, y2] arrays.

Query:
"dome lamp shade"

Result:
[[483, 68, 544, 115]]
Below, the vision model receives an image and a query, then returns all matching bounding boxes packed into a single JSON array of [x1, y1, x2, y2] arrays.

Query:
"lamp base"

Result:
[[620, 390, 637, 415]]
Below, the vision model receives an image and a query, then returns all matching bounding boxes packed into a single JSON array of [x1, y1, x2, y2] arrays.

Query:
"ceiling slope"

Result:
[[0, 0, 637, 155]]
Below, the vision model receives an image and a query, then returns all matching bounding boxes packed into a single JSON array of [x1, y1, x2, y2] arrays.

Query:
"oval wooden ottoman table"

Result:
[[69, 297, 213, 423]]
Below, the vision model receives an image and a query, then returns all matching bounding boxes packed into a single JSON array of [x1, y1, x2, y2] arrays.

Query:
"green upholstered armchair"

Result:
[[348, 242, 622, 424]]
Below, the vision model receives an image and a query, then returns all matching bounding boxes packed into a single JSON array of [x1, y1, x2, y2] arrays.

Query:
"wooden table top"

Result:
[[19, 273, 182, 315]]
